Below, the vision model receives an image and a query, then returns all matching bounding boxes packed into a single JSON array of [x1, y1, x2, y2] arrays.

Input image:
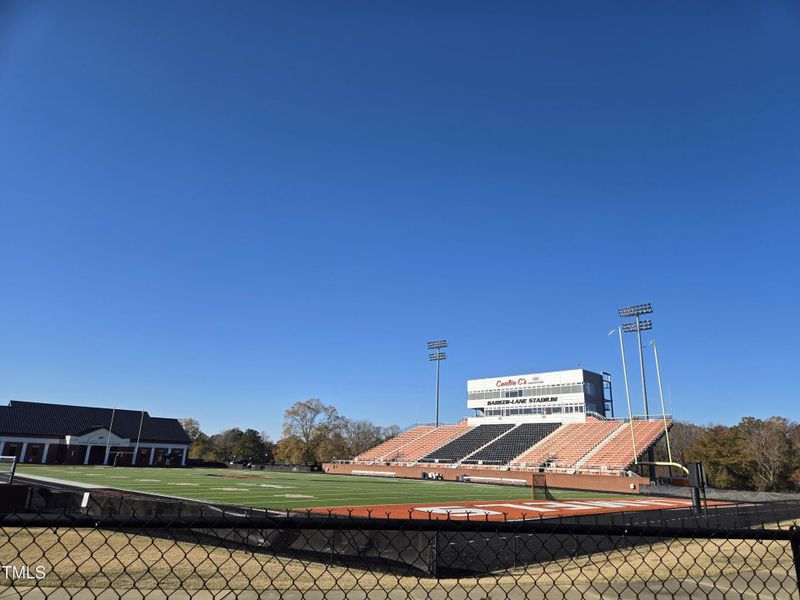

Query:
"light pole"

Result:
[[619, 303, 653, 418], [610, 327, 637, 463], [619, 303, 655, 481], [427, 340, 447, 428], [649, 339, 673, 464]]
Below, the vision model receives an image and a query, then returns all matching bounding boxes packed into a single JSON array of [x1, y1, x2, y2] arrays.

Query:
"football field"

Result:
[[17, 464, 633, 510]]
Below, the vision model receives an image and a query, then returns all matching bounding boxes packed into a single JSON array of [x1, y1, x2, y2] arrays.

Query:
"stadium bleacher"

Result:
[[354, 417, 669, 473], [390, 423, 471, 462], [580, 419, 670, 471], [462, 422, 561, 465], [511, 418, 623, 469], [419, 424, 513, 463], [354, 425, 434, 462]]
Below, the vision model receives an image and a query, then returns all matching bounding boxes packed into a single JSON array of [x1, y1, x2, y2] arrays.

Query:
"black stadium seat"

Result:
[[418, 424, 514, 463], [461, 422, 561, 465]]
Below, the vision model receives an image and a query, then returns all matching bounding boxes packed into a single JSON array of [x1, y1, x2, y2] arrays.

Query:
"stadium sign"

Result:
[[496, 378, 526, 387], [486, 397, 558, 406]]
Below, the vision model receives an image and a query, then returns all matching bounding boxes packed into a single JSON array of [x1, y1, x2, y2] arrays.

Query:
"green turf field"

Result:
[[17, 465, 634, 509]]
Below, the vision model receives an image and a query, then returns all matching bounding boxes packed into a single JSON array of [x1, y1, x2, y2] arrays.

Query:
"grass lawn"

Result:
[[17, 464, 634, 510]]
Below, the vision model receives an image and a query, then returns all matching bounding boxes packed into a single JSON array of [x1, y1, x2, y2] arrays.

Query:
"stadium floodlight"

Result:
[[427, 340, 448, 428], [619, 302, 653, 418], [617, 303, 653, 318], [622, 320, 652, 333]]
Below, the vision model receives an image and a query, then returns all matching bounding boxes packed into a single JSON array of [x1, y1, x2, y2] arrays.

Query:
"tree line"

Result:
[[179, 418, 274, 464], [653, 416, 800, 492], [180, 398, 399, 465]]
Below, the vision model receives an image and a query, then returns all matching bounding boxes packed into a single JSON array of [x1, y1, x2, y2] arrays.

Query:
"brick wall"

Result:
[[322, 462, 646, 493]]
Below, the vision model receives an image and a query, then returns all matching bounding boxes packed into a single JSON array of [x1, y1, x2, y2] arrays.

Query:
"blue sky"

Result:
[[1, 1, 798, 440]]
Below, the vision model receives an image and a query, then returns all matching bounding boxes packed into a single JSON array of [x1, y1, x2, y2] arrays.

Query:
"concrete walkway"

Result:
[[14, 472, 103, 490]]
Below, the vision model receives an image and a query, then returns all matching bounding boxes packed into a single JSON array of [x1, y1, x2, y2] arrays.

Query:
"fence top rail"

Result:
[[1, 510, 798, 541]]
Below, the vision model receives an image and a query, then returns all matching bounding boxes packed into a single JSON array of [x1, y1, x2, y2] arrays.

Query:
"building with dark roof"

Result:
[[0, 400, 190, 466]]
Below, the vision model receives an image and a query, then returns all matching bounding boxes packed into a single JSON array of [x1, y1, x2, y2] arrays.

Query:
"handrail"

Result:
[[585, 411, 608, 421]]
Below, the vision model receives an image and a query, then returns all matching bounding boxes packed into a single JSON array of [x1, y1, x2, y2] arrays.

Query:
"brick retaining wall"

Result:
[[322, 462, 646, 494]]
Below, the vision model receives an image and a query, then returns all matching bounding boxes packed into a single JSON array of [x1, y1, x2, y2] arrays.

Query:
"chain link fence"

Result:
[[2, 498, 800, 599]]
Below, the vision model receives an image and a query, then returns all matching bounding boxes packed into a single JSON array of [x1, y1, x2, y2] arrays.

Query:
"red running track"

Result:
[[310, 497, 725, 521]]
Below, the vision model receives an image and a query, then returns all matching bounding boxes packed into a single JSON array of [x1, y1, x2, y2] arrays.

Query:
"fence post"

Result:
[[791, 527, 800, 600], [431, 531, 438, 579]]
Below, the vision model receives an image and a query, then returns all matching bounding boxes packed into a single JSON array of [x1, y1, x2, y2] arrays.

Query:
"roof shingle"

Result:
[[0, 401, 190, 444]]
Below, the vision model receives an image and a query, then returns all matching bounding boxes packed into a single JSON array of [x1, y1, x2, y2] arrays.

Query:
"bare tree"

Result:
[[345, 419, 385, 457], [282, 399, 339, 464], [652, 421, 702, 466], [744, 417, 793, 491], [178, 418, 202, 443]]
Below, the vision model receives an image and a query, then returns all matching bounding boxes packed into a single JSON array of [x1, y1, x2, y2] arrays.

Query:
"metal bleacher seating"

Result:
[[353, 425, 434, 462], [511, 418, 623, 469], [581, 419, 670, 471], [389, 423, 471, 462], [418, 424, 514, 463], [462, 422, 561, 465]]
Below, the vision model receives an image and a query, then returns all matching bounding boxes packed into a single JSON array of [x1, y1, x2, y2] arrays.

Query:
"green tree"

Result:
[[188, 431, 215, 460], [316, 429, 350, 463], [274, 435, 307, 464], [235, 429, 269, 463], [211, 428, 244, 462], [687, 425, 752, 489]]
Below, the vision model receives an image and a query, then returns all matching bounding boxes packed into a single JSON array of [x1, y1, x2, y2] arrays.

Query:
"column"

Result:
[[181, 447, 187, 466], [84, 445, 92, 465], [42, 443, 50, 464], [148, 447, 155, 466], [20, 442, 28, 464]]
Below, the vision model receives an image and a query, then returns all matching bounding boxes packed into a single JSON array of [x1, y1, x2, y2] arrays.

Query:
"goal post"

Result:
[[531, 473, 555, 500], [0, 456, 18, 484], [111, 450, 136, 468]]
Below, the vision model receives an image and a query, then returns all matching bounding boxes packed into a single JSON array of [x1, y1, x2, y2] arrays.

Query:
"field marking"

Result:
[[17, 466, 637, 511], [313, 497, 720, 520], [274, 494, 315, 499]]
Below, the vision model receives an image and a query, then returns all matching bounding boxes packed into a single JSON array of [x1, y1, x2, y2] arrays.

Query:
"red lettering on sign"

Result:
[[496, 378, 528, 387]]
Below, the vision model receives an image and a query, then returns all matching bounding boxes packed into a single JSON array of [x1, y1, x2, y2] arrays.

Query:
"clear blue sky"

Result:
[[1, 1, 798, 440]]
